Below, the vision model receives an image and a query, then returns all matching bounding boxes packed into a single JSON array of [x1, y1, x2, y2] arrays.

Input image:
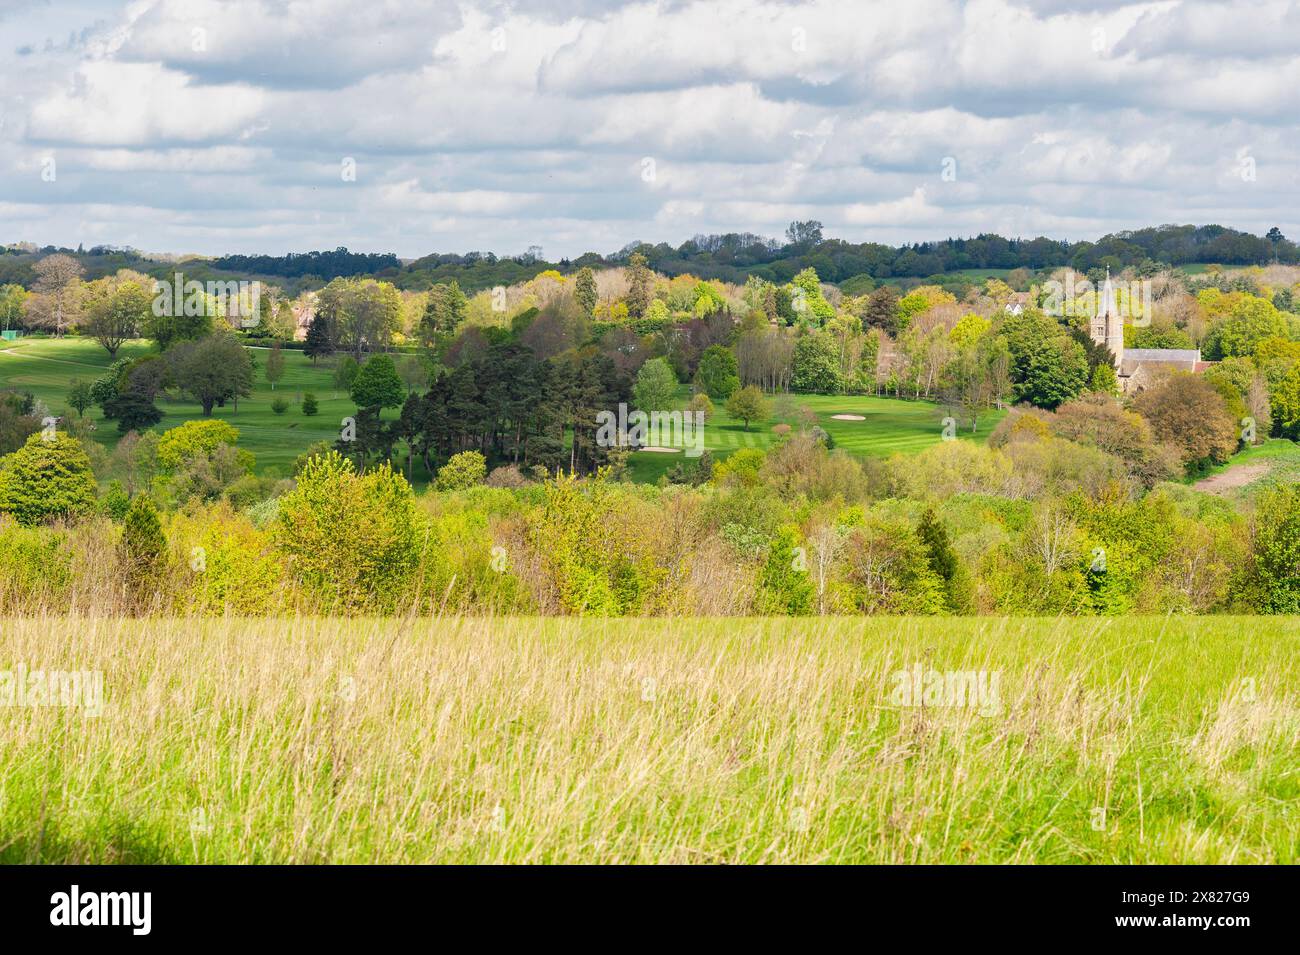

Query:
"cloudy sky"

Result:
[[1, 0, 1297, 259]]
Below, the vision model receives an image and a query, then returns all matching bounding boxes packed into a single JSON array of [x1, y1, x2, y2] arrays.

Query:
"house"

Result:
[[291, 294, 317, 342]]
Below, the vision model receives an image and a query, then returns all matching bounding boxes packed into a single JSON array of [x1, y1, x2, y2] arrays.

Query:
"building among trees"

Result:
[[1092, 270, 1209, 392]]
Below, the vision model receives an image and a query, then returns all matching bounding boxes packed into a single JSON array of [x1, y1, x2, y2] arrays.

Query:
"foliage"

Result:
[[157, 420, 243, 473], [272, 451, 419, 610], [725, 384, 770, 431], [0, 433, 98, 526], [435, 450, 488, 491], [693, 345, 740, 399]]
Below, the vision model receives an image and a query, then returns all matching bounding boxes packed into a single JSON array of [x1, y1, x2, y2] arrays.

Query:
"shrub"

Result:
[[485, 464, 528, 489], [121, 495, 166, 600], [0, 433, 98, 526], [0, 520, 72, 611], [273, 451, 419, 610], [436, 451, 488, 491], [101, 479, 130, 521], [301, 393, 319, 415], [174, 505, 287, 615], [270, 397, 289, 415]]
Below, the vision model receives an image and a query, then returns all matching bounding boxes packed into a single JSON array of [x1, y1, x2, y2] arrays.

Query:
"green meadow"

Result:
[[0, 615, 1292, 864]]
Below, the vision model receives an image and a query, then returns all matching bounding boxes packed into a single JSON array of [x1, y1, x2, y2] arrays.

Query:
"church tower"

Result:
[[1091, 269, 1124, 369]]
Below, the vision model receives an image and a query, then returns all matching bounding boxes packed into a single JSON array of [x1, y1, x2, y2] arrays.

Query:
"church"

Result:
[[1091, 271, 1209, 393]]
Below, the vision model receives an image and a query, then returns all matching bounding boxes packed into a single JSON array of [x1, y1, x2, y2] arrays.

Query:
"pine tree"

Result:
[[304, 312, 334, 363], [121, 495, 166, 602], [625, 253, 651, 320], [917, 507, 965, 612], [575, 267, 597, 316]]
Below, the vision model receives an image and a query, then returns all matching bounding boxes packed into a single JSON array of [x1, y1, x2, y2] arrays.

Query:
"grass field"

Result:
[[0, 336, 363, 476], [627, 388, 1005, 481], [1, 336, 1000, 484], [0, 615, 1293, 864]]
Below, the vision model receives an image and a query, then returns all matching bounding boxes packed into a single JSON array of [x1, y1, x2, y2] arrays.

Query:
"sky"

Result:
[[1, 0, 1297, 260]]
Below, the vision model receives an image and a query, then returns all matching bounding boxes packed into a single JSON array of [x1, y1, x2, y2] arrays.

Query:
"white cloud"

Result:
[[0, 0, 1297, 256]]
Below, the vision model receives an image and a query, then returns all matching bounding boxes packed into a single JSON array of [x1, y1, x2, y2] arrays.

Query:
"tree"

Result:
[[785, 219, 824, 247], [863, 285, 899, 332], [302, 393, 319, 415], [396, 355, 427, 394], [625, 253, 652, 320], [420, 281, 468, 343], [0, 284, 27, 332], [1203, 296, 1287, 359], [632, 357, 678, 412], [1090, 361, 1119, 395], [265, 341, 286, 390], [1133, 374, 1237, 470], [28, 254, 84, 336], [350, 353, 406, 410], [303, 311, 335, 362], [725, 384, 769, 431], [1001, 309, 1088, 409], [791, 330, 843, 394], [67, 380, 93, 417], [0, 432, 98, 526], [917, 507, 966, 612], [157, 420, 244, 473], [168, 333, 255, 416], [83, 280, 150, 357], [757, 526, 813, 614], [574, 267, 597, 316], [272, 451, 419, 610], [694, 345, 740, 399], [687, 392, 714, 421], [1267, 363, 1300, 439], [1253, 484, 1300, 612], [102, 391, 164, 433], [334, 355, 360, 396], [337, 279, 403, 357], [121, 495, 166, 600]]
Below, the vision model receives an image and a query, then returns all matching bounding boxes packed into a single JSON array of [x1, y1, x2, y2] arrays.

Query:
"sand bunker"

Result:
[[830, 414, 866, 421], [639, 446, 681, 453]]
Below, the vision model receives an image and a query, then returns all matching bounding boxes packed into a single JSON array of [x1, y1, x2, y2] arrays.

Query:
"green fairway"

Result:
[[626, 388, 1005, 481], [0, 336, 351, 476]]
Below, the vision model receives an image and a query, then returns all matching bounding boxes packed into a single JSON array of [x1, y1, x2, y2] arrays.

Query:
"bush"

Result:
[[0, 433, 98, 526], [436, 451, 488, 491], [271, 397, 289, 415], [101, 479, 130, 521], [485, 464, 528, 489], [302, 393, 319, 415], [174, 505, 287, 615], [0, 520, 72, 611], [121, 495, 166, 600], [273, 451, 419, 610]]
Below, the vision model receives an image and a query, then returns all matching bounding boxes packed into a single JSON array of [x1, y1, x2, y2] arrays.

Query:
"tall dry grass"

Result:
[[0, 615, 1294, 863]]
